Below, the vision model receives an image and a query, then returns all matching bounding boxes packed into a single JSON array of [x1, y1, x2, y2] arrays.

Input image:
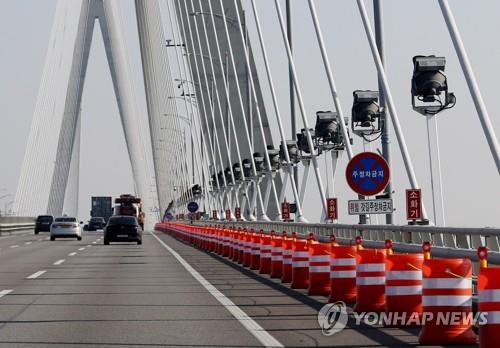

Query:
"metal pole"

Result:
[[357, 0, 428, 220], [426, 115, 446, 226], [438, 0, 500, 174], [273, 0, 329, 218], [374, 0, 392, 224], [286, 0, 298, 194]]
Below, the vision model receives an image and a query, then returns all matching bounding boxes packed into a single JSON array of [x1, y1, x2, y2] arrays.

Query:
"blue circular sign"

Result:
[[346, 152, 390, 196], [187, 201, 199, 213], [164, 213, 174, 221]]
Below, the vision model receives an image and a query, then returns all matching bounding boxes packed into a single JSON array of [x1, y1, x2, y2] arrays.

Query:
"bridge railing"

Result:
[[191, 220, 500, 263], [0, 216, 35, 234]]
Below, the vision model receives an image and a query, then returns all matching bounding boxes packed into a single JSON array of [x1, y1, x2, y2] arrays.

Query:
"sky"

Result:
[[0, 0, 498, 227]]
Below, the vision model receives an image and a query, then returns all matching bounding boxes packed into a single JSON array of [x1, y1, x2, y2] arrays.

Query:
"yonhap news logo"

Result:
[[317, 301, 348, 336]]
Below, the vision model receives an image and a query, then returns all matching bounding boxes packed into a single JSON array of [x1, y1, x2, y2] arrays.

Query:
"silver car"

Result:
[[50, 217, 82, 241]]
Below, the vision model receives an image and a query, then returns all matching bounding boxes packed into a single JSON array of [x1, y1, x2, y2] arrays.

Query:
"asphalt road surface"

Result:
[[0, 229, 477, 347]]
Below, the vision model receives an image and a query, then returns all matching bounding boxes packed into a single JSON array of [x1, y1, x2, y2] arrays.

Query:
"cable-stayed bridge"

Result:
[[1, 0, 499, 347]]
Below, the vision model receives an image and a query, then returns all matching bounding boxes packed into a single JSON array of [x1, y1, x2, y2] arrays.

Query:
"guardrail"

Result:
[[0, 217, 35, 234], [191, 220, 500, 263]]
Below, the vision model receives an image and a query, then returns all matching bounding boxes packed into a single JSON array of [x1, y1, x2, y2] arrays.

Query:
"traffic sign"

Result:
[[282, 202, 291, 220], [225, 209, 231, 221], [348, 199, 393, 215], [187, 201, 199, 213], [235, 207, 241, 220], [327, 198, 338, 220], [346, 152, 390, 196], [164, 212, 173, 221], [406, 189, 422, 220]]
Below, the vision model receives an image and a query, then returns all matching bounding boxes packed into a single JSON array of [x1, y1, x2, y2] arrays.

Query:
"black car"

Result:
[[88, 217, 105, 231], [104, 216, 142, 245], [35, 215, 53, 234]]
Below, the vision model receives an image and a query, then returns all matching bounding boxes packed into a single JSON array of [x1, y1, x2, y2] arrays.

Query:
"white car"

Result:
[[50, 217, 82, 241]]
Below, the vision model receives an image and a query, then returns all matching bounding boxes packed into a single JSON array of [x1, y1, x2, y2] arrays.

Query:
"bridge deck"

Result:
[[0, 230, 476, 347]]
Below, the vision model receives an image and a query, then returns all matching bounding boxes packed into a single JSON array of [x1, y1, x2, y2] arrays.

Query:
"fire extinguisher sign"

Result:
[[327, 198, 338, 220], [406, 189, 422, 221]]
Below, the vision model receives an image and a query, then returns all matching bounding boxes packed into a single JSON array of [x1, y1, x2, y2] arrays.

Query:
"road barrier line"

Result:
[[25, 241, 32, 245], [68, 252, 77, 256], [26, 270, 46, 279], [9, 245, 19, 248], [78, 247, 85, 251], [0, 290, 13, 298], [53, 259, 65, 265], [150, 231, 283, 348]]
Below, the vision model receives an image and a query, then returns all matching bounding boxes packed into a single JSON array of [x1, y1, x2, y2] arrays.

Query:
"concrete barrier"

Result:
[[0, 216, 35, 233]]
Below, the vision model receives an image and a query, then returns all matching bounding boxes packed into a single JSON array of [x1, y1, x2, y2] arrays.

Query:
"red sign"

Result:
[[225, 209, 231, 221], [346, 152, 390, 196], [235, 207, 241, 220], [212, 210, 218, 220], [282, 202, 290, 220], [327, 198, 338, 220], [406, 189, 422, 220]]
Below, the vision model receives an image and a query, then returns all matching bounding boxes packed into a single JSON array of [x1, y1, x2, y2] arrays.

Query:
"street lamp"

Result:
[[351, 91, 382, 137], [314, 111, 347, 151], [411, 55, 456, 115], [410, 55, 455, 226]]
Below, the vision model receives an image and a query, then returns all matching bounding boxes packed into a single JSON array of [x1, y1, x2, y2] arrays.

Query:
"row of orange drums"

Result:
[[155, 222, 499, 347]]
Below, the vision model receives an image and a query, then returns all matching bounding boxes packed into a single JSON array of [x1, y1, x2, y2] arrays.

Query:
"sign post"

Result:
[[346, 152, 390, 196], [406, 189, 422, 221], [327, 198, 338, 221], [187, 201, 199, 213]]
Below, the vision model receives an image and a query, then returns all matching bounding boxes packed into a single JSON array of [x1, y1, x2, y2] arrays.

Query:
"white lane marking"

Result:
[[78, 247, 85, 251], [53, 259, 65, 265], [9, 245, 19, 248], [0, 290, 13, 298], [86, 245, 91, 247], [92, 241, 97, 244], [149, 231, 283, 348], [68, 252, 77, 256], [26, 270, 47, 279], [25, 241, 32, 245]]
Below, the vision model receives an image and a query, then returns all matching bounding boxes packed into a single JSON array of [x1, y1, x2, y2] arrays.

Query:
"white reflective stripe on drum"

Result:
[[331, 270, 357, 278], [331, 258, 356, 266], [422, 295, 472, 307], [356, 276, 386, 285], [293, 251, 309, 258], [481, 311, 500, 325], [260, 247, 272, 252], [251, 250, 260, 255], [271, 256, 283, 261], [479, 289, 500, 303], [283, 250, 293, 256], [386, 285, 422, 296], [283, 259, 292, 265], [309, 265, 330, 273], [292, 261, 309, 268], [423, 278, 472, 289], [357, 263, 385, 272], [386, 271, 422, 280], [272, 247, 283, 253], [261, 254, 271, 259], [309, 255, 330, 262]]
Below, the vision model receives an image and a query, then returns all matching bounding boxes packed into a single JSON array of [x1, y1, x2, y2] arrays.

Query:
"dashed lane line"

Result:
[[78, 247, 85, 251], [9, 245, 19, 248], [0, 290, 13, 298], [53, 259, 65, 265], [68, 252, 77, 256], [25, 241, 32, 245], [26, 270, 47, 279], [149, 231, 283, 348]]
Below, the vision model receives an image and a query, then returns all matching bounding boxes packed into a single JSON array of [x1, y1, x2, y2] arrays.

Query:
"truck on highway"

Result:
[[113, 194, 145, 229], [90, 196, 113, 222]]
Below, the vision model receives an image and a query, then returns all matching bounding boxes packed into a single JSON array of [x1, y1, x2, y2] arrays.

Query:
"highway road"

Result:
[[0, 229, 476, 347]]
